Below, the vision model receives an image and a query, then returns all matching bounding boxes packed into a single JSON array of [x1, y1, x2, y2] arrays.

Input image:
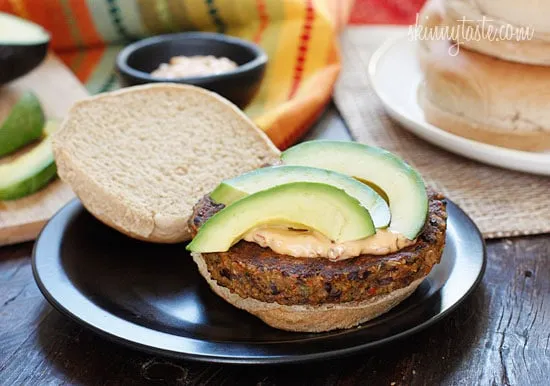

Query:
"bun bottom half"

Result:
[[418, 85, 550, 152], [192, 252, 425, 333]]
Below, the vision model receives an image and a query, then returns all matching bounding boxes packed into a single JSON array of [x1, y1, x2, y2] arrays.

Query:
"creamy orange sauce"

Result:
[[243, 226, 415, 261]]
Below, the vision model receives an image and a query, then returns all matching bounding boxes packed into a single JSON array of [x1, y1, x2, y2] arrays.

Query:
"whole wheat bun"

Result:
[[418, 1, 550, 151], [441, 0, 550, 66], [53, 84, 280, 243], [192, 252, 424, 332]]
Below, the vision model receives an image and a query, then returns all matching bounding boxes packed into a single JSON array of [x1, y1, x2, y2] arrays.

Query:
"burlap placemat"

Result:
[[334, 26, 550, 239]]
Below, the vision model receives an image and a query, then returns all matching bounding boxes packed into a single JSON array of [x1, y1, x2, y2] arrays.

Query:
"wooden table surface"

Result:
[[1, 105, 549, 385]]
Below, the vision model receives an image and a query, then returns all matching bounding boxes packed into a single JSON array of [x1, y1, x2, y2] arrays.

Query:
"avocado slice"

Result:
[[0, 12, 50, 84], [0, 120, 58, 200], [281, 141, 428, 240], [0, 91, 45, 156], [187, 182, 376, 253], [210, 165, 391, 228]]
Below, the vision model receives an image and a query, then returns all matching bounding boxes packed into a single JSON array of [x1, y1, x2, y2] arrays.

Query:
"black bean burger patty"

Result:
[[188, 190, 447, 306]]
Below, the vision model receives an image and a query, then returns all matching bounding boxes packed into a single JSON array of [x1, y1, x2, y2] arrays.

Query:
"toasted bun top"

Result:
[[53, 84, 280, 243]]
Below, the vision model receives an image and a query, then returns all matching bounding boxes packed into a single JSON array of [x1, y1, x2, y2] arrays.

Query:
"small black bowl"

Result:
[[116, 32, 267, 108]]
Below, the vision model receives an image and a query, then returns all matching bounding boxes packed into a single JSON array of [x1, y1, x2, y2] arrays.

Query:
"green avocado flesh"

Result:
[[281, 141, 428, 240], [0, 120, 58, 200], [210, 165, 390, 228], [0, 91, 45, 156], [0, 13, 50, 44], [187, 182, 376, 253]]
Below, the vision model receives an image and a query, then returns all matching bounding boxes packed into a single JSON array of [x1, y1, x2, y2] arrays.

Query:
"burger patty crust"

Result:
[[189, 190, 447, 306]]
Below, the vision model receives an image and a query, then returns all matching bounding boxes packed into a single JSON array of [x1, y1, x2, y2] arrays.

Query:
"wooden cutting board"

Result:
[[0, 54, 88, 246]]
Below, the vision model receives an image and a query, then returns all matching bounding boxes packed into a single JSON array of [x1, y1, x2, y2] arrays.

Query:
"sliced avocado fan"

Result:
[[210, 165, 391, 228], [281, 140, 429, 240], [187, 182, 376, 253]]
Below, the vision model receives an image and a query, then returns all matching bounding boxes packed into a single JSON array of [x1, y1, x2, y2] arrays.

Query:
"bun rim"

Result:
[[418, 84, 550, 152], [192, 252, 425, 333]]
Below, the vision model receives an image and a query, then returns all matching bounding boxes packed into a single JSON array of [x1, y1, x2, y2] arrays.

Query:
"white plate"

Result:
[[368, 36, 550, 176]]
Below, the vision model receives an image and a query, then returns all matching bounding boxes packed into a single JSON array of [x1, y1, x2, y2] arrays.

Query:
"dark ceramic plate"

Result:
[[32, 199, 485, 364]]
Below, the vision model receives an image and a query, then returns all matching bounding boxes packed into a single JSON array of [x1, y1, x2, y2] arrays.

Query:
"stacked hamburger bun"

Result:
[[417, 0, 550, 151]]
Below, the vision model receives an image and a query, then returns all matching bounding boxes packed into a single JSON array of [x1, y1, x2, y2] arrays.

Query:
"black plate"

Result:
[[32, 199, 485, 364]]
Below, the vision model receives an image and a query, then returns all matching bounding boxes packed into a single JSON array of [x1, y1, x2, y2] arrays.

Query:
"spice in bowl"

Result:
[[150, 55, 238, 79]]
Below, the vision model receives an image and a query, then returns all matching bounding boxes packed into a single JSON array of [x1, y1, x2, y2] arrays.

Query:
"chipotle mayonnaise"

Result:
[[243, 226, 416, 261]]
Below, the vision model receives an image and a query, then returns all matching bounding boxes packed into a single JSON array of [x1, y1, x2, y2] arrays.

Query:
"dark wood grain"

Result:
[[1, 106, 549, 385]]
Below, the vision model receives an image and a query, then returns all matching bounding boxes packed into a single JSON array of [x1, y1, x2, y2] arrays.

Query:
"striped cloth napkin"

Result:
[[349, 0, 426, 25], [0, 0, 354, 149]]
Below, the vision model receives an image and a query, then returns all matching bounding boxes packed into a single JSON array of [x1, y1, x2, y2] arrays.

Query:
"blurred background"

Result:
[[0, 0, 426, 148]]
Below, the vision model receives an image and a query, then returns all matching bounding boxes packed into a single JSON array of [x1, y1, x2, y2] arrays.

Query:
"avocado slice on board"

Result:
[[0, 91, 45, 156], [0, 120, 58, 200]]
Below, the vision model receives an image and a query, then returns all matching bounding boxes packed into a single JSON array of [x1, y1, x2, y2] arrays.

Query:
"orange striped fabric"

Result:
[[0, 0, 353, 149]]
